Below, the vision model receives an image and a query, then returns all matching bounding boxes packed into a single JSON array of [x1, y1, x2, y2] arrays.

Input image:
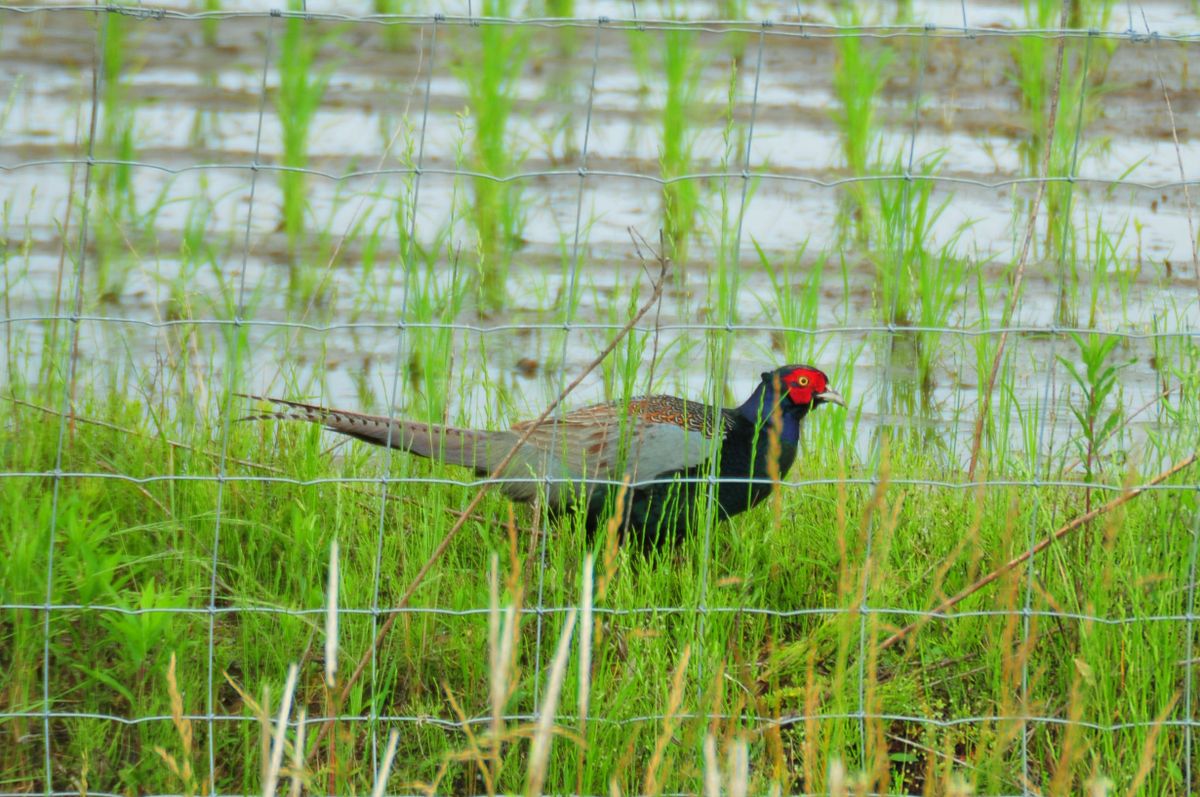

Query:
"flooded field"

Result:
[[2, 1, 1198, 463]]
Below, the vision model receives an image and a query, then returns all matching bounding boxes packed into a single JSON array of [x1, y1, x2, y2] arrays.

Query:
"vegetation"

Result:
[[457, 0, 528, 314], [1, 4, 1197, 796], [276, 3, 334, 297]]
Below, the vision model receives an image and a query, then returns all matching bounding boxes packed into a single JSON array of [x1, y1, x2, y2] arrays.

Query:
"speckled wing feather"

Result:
[[506, 395, 731, 502]]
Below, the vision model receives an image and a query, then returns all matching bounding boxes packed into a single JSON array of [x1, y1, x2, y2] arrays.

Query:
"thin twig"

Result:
[[880, 453, 1197, 652], [304, 255, 671, 763], [966, 0, 1072, 482]]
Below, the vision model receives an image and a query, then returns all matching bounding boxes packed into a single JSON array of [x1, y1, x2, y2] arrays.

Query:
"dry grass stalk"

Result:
[[702, 734, 720, 797], [325, 538, 339, 689], [642, 644, 693, 797], [827, 758, 847, 797], [489, 553, 520, 776], [526, 607, 578, 797], [262, 663, 299, 797], [578, 554, 595, 724], [370, 729, 400, 797], [287, 709, 306, 797], [597, 478, 629, 603], [259, 685, 271, 791], [726, 738, 749, 797], [575, 554, 595, 796], [441, 680, 495, 794], [154, 653, 199, 796]]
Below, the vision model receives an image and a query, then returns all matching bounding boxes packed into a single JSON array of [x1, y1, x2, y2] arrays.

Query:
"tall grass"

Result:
[[1, 378, 1194, 793]]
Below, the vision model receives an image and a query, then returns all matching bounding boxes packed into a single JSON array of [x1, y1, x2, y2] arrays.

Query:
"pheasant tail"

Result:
[[237, 395, 508, 473]]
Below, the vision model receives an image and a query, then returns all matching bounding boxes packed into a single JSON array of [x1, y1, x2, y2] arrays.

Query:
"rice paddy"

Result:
[[1, 1, 1198, 794]]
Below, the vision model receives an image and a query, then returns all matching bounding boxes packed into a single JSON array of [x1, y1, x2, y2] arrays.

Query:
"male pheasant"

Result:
[[242, 364, 844, 546]]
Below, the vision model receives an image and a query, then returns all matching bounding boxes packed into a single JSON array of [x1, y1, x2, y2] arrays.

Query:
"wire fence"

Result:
[[2, 2, 1199, 795]]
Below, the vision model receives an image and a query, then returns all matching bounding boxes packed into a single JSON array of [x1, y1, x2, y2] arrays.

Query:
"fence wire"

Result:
[[1, 3, 1199, 796]]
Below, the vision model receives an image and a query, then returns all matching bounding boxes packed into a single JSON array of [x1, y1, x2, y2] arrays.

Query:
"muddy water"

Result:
[[2, 4, 1197, 467]]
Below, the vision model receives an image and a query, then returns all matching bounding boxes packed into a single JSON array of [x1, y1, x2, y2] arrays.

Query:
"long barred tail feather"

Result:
[[235, 394, 511, 473]]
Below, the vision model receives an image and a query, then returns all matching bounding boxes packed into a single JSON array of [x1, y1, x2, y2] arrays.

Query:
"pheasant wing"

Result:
[[506, 396, 729, 503]]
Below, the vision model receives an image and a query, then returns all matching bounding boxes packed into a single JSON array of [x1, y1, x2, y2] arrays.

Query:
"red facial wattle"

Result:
[[784, 369, 827, 405]]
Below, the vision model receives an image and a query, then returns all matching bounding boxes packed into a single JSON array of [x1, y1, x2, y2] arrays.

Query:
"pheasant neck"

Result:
[[734, 381, 808, 444]]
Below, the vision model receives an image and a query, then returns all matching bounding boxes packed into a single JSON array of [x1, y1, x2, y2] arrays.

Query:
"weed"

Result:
[[1058, 332, 1132, 498]]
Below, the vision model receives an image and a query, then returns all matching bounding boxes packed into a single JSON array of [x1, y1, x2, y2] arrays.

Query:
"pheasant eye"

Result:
[[796, 376, 809, 386]]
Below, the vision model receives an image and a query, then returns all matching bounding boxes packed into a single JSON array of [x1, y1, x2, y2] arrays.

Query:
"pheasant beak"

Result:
[[815, 390, 846, 408]]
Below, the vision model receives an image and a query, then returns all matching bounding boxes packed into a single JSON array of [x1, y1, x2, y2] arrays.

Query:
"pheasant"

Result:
[[241, 364, 844, 546]]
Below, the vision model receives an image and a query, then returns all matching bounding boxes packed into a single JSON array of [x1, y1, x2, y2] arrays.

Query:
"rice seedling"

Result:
[[871, 151, 970, 429], [711, 57, 753, 272], [754, 241, 824, 362], [658, 24, 702, 263], [830, 6, 891, 243], [458, 0, 528, 314], [1009, 0, 1114, 283], [202, 0, 221, 47], [373, 0, 408, 51], [276, 2, 334, 286], [93, 11, 139, 303]]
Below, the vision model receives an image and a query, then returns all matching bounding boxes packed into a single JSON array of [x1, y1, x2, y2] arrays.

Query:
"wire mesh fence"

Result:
[[1, 1, 1199, 795]]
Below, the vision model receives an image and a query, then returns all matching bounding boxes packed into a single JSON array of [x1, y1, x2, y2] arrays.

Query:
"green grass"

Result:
[[1, 371, 1196, 794]]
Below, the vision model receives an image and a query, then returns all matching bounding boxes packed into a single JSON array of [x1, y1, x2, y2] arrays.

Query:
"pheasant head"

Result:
[[736, 364, 845, 433], [775, 364, 845, 409]]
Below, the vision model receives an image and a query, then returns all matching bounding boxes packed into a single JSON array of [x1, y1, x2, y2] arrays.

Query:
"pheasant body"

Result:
[[242, 364, 844, 546]]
